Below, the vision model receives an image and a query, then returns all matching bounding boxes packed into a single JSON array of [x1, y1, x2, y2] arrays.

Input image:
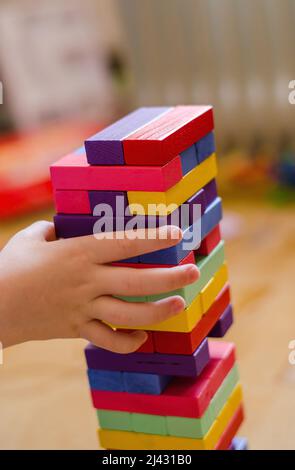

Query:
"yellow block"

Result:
[[201, 263, 228, 312], [108, 263, 228, 333], [127, 154, 218, 215], [99, 384, 243, 450]]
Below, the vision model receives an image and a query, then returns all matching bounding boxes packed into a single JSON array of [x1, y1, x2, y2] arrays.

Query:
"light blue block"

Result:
[[123, 372, 172, 395], [232, 437, 248, 450]]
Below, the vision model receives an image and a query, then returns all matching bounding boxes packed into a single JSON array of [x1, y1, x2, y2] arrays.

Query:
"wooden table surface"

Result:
[[0, 202, 294, 449]]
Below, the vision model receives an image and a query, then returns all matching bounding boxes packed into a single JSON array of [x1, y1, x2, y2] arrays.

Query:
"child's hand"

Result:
[[0, 221, 199, 353]]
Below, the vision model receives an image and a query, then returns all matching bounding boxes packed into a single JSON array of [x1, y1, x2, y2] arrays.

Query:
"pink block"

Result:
[[50, 152, 182, 191], [54, 190, 90, 214], [91, 341, 236, 418]]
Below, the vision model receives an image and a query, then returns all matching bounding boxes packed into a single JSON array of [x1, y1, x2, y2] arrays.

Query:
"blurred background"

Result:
[[0, 0, 294, 450]]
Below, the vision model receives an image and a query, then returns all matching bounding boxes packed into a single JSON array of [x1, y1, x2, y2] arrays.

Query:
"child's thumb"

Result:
[[19, 221, 56, 242]]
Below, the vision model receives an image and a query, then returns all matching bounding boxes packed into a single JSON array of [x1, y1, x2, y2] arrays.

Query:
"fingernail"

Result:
[[184, 264, 200, 282], [171, 297, 185, 313]]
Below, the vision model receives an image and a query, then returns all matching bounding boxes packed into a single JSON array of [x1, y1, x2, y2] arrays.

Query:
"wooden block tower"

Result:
[[51, 106, 247, 450]]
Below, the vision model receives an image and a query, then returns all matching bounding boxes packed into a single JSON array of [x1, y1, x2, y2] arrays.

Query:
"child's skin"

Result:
[[0, 221, 199, 353]]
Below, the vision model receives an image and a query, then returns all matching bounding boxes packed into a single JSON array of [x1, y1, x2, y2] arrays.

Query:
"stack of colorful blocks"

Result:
[[50, 106, 247, 450]]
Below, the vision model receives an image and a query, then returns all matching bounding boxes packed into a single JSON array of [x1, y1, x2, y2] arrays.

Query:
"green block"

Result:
[[115, 295, 148, 303], [132, 413, 167, 435], [211, 364, 239, 417], [97, 410, 132, 431]]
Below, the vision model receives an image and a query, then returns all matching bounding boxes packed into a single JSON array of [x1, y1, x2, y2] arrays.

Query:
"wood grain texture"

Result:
[[123, 106, 214, 165]]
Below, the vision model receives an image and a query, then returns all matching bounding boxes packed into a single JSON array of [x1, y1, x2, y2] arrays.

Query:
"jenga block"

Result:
[[97, 410, 132, 432], [54, 190, 90, 214], [50, 153, 182, 192], [112, 251, 195, 269], [127, 154, 217, 215], [153, 284, 231, 354], [210, 365, 239, 418], [123, 372, 172, 395], [214, 405, 244, 450], [180, 144, 198, 175], [98, 384, 242, 450], [230, 437, 248, 451], [85, 107, 172, 165], [85, 338, 209, 377], [123, 106, 214, 166], [89, 191, 130, 215], [132, 413, 168, 436], [91, 341, 235, 418], [196, 131, 216, 164], [139, 196, 222, 265], [209, 304, 233, 337], [87, 370, 124, 392], [195, 224, 221, 256], [201, 264, 228, 312]]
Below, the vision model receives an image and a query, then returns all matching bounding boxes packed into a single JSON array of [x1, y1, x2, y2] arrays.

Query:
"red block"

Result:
[[123, 106, 214, 166], [153, 284, 231, 355], [215, 405, 245, 450], [111, 251, 195, 269], [195, 224, 221, 256], [54, 189, 90, 214]]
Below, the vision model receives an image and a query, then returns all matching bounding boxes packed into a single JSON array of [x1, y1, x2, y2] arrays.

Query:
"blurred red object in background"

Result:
[[0, 121, 101, 219]]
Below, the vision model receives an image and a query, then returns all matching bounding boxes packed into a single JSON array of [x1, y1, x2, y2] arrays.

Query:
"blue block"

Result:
[[139, 197, 222, 265], [180, 145, 198, 175], [232, 437, 248, 450], [195, 131, 216, 163], [87, 370, 124, 392], [123, 372, 172, 395]]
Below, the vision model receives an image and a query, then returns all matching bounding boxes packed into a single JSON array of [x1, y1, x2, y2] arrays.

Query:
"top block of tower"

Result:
[[85, 106, 214, 166]]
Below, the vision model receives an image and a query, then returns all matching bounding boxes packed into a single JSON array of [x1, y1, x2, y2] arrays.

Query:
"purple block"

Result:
[[229, 437, 248, 450], [89, 191, 130, 216], [187, 187, 206, 217], [85, 338, 209, 377], [85, 107, 171, 165], [209, 305, 233, 337], [203, 179, 218, 206]]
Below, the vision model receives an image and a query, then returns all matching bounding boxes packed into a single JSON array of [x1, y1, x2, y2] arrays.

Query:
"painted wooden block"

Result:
[[134, 331, 155, 352], [123, 372, 172, 395], [132, 413, 168, 436], [201, 263, 228, 313], [196, 131, 216, 164], [210, 365, 239, 418], [85, 107, 172, 165], [214, 405, 244, 450], [123, 106, 214, 166], [50, 153, 182, 192], [180, 144, 198, 175], [89, 191, 130, 215], [97, 410, 132, 432], [146, 240, 225, 304], [195, 224, 221, 256], [85, 338, 209, 377], [54, 190, 90, 214], [87, 370, 124, 392], [203, 179, 218, 206], [127, 154, 217, 216], [139, 196, 222, 265], [90, 341, 236, 418], [114, 263, 228, 333], [153, 284, 231, 354], [98, 384, 242, 450], [209, 304, 233, 337]]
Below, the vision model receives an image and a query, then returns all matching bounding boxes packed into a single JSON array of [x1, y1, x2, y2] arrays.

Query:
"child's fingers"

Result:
[[80, 321, 148, 354], [12, 221, 56, 243], [64, 225, 182, 264], [90, 295, 185, 327], [95, 263, 199, 297]]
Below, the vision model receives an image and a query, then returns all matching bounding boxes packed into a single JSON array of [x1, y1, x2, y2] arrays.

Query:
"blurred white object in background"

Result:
[[0, 0, 115, 129]]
